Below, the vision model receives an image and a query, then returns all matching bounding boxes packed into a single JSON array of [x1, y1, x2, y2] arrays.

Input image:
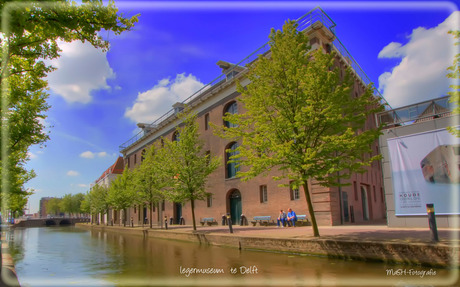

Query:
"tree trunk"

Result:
[[302, 181, 320, 237], [191, 199, 196, 231], [150, 202, 153, 229]]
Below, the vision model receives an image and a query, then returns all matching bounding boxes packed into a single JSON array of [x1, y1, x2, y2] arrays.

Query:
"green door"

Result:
[[229, 190, 242, 225], [175, 203, 182, 224]]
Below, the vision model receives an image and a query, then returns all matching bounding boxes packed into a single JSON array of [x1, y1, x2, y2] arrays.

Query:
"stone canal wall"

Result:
[[1, 233, 20, 286], [77, 224, 458, 268]]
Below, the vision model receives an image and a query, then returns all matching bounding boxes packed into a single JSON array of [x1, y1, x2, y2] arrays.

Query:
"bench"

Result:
[[251, 216, 274, 226], [296, 215, 310, 226], [200, 218, 217, 226]]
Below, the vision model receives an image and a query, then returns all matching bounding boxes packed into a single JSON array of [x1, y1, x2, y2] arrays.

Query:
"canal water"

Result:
[[6, 226, 455, 287]]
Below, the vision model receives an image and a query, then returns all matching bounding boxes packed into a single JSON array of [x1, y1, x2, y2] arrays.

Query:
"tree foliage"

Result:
[[0, 0, 138, 213], [161, 112, 220, 231], [447, 30, 460, 137], [84, 184, 109, 224], [59, 192, 84, 216], [133, 144, 167, 228], [107, 167, 136, 226], [218, 21, 382, 237], [46, 197, 62, 216]]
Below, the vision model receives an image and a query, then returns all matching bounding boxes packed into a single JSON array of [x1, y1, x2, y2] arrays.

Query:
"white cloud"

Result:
[[67, 170, 79, 177], [378, 42, 404, 59], [80, 151, 109, 159], [46, 40, 115, 104], [97, 151, 108, 157], [125, 73, 205, 123], [78, 184, 88, 188], [377, 11, 459, 108], [80, 151, 95, 159], [27, 151, 37, 160]]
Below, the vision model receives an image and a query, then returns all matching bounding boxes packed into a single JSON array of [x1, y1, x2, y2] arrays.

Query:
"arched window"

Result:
[[226, 142, 239, 178], [223, 101, 238, 128], [172, 131, 180, 142]]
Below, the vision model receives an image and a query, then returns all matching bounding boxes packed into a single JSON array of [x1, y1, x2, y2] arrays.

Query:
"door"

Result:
[[229, 190, 242, 225], [174, 203, 182, 224], [143, 206, 147, 224], [342, 191, 349, 222], [361, 186, 369, 221]]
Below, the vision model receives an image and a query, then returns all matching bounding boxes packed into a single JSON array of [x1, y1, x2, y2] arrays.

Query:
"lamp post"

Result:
[[227, 213, 233, 234], [426, 203, 439, 242]]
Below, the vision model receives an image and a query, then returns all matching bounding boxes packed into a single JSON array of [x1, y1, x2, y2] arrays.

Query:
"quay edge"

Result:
[[76, 224, 459, 269], [1, 232, 20, 287]]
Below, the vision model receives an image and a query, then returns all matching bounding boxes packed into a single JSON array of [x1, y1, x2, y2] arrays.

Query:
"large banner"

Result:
[[387, 128, 460, 216]]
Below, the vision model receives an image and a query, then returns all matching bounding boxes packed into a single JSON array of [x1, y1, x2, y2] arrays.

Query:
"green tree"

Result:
[[59, 193, 73, 216], [217, 21, 382, 237], [46, 197, 62, 216], [133, 144, 167, 228], [161, 112, 220, 231], [88, 185, 109, 225], [447, 30, 460, 137], [107, 167, 136, 226], [71, 193, 85, 217], [0, 0, 138, 213], [80, 192, 91, 216]]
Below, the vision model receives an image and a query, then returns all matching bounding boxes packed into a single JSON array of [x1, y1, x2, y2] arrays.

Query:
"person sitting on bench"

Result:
[[277, 209, 287, 228], [287, 208, 297, 227]]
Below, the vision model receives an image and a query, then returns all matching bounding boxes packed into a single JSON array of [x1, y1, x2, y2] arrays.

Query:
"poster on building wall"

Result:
[[387, 128, 460, 216]]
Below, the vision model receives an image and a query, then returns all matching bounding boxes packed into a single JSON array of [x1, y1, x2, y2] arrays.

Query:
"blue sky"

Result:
[[23, 1, 459, 214]]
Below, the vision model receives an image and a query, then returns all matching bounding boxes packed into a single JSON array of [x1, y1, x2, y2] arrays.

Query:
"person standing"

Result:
[[287, 208, 297, 227], [277, 210, 287, 228]]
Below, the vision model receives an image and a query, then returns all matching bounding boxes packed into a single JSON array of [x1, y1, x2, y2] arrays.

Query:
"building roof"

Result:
[[119, 7, 389, 153], [95, 157, 124, 184]]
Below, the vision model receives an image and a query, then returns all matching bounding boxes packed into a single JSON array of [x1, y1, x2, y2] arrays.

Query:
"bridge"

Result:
[[12, 217, 90, 228]]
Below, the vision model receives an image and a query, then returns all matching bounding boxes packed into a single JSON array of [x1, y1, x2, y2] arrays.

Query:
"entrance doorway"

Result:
[[143, 206, 147, 224], [174, 203, 182, 224], [361, 186, 369, 221], [229, 190, 242, 225]]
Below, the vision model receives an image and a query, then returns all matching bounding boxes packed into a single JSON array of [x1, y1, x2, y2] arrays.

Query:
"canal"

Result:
[[6, 226, 455, 287]]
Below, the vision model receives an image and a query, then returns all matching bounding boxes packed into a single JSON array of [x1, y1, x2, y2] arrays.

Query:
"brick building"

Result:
[[39, 197, 53, 218], [119, 8, 386, 227], [91, 156, 124, 224]]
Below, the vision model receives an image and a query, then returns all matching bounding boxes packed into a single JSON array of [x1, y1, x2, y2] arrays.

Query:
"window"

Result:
[[223, 101, 238, 128], [204, 113, 210, 130], [161, 138, 164, 147], [260, 185, 268, 203], [207, 195, 212, 207], [172, 131, 180, 142], [226, 142, 239, 178], [161, 200, 165, 211], [141, 149, 146, 162], [290, 181, 300, 200], [134, 154, 137, 165], [127, 157, 130, 168]]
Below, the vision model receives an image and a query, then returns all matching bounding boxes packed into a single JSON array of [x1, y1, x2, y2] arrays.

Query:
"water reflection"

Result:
[[8, 226, 456, 287]]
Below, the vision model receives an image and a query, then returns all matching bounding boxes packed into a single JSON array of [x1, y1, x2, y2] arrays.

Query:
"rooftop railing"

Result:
[[376, 96, 453, 127], [119, 7, 391, 152]]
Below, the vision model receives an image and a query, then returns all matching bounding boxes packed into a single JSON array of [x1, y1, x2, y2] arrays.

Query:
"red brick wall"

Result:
[[124, 65, 385, 227]]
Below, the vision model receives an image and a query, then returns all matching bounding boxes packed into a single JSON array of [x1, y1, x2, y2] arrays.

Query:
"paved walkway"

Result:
[[106, 223, 460, 245]]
